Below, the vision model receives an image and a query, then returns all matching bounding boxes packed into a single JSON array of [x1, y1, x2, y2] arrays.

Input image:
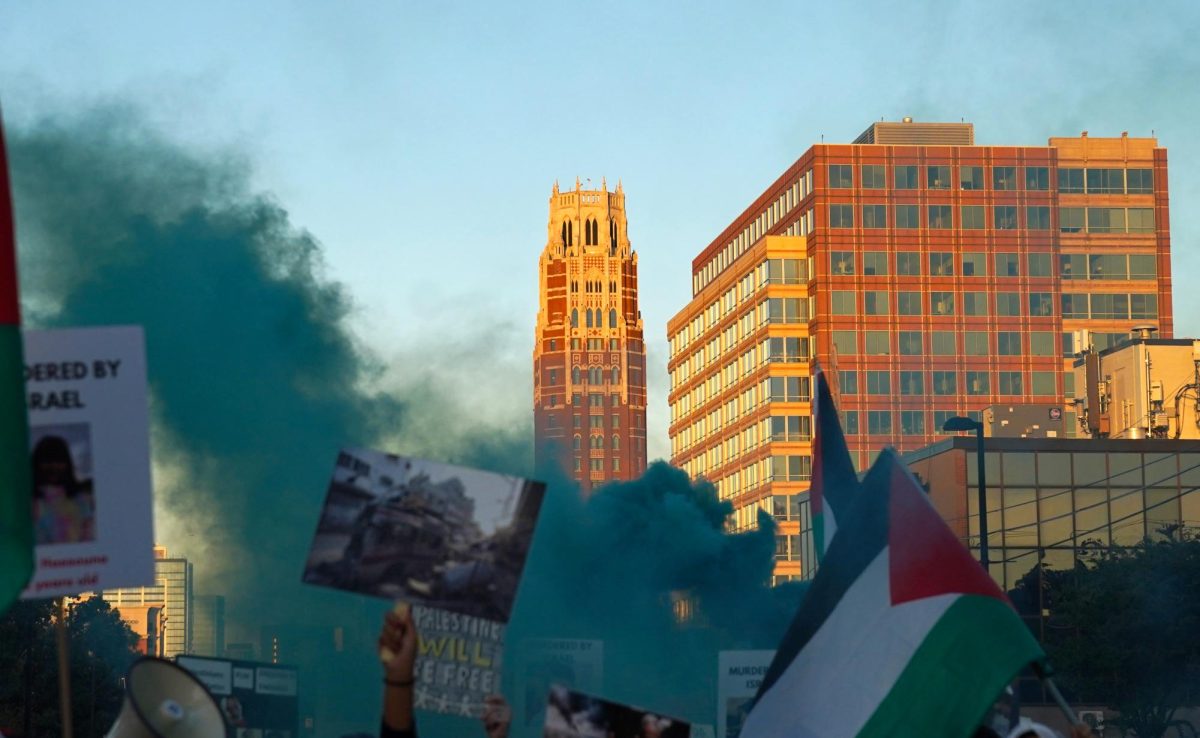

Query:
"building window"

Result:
[[573, 413, 582, 428], [931, 332, 956, 355], [1059, 168, 1085, 193], [609, 309, 617, 328], [962, 252, 987, 276], [1128, 208, 1155, 233], [997, 331, 1021, 355], [964, 331, 989, 356], [900, 371, 924, 395], [895, 165, 919, 189], [590, 458, 603, 472], [865, 331, 890, 355], [900, 410, 925, 435], [1061, 294, 1088, 319], [862, 165, 886, 189], [612, 434, 620, 450], [961, 206, 985, 230], [1060, 207, 1085, 233], [574, 457, 581, 472], [831, 251, 855, 275], [571, 309, 578, 327], [1086, 168, 1125, 194], [862, 204, 887, 228], [839, 370, 858, 395], [1030, 332, 1055, 356], [996, 292, 1021, 316], [1031, 371, 1055, 396], [927, 166, 951, 189], [1129, 255, 1156, 280], [932, 371, 956, 395], [899, 331, 923, 355], [864, 291, 889, 315], [1130, 293, 1158, 319], [1027, 206, 1051, 230], [1088, 208, 1126, 233], [962, 291, 988, 316], [994, 253, 1020, 277], [994, 206, 1017, 230], [866, 370, 891, 395], [929, 252, 954, 276], [612, 457, 620, 471], [867, 410, 892, 435], [843, 410, 859, 434], [549, 369, 558, 384], [863, 252, 888, 275], [993, 166, 1017, 190], [829, 204, 854, 228], [611, 414, 619, 428], [930, 291, 955, 315], [1029, 292, 1054, 317], [573, 435, 581, 450], [966, 371, 990, 395], [928, 205, 953, 229], [1025, 166, 1049, 190], [829, 164, 853, 188], [898, 291, 922, 315], [998, 371, 1023, 395], [896, 204, 920, 229], [896, 252, 921, 275], [1127, 169, 1154, 194], [1028, 252, 1052, 277], [960, 166, 984, 190], [832, 330, 857, 355]]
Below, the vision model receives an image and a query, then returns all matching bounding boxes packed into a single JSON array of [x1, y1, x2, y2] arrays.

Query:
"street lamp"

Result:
[[942, 415, 988, 569]]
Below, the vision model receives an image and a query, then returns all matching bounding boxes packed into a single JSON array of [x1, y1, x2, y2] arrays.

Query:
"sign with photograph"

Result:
[[302, 448, 546, 622], [717, 650, 774, 738], [513, 638, 604, 734], [178, 655, 299, 737], [542, 685, 691, 738], [22, 326, 154, 599], [412, 604, 504, 717]]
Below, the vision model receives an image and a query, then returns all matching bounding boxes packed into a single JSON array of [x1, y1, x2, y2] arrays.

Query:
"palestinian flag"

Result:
[[0, 113, 32, 613], [809, 365, 858, 561], [742, 448, 1043, 738]]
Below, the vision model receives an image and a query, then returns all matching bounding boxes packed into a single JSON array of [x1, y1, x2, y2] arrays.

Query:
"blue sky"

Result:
[[3, 0, 1198, 460]]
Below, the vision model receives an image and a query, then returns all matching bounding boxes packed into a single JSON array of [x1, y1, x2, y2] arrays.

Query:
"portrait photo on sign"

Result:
[[302, 448, 546, 622], [31, 423, 96, 546], [543, 685, 691, 738]]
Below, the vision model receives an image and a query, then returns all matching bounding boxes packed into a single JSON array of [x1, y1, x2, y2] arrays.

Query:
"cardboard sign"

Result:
[[22, 326, 154, 599], [302, 448, 545, 623], [717, 651, 775, 738], [411, 605, 504, 717], [178, 655, 299, 737], [542, 685, 691, 738], [513, 638, 604, 734]]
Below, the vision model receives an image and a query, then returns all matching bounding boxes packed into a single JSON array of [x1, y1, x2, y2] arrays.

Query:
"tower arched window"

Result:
[[612, 434, 620, 450], [568, 220, 573, 246], [591, 434, 603, 449], [611, 366, 620, 383], [589, 367, 602, 384], [573, 434, 581, 450], [609, 309, 617, 328], [561, 221, 567, 246], [571, 309, 578, 328], [591, 218, 599, 245], [571, 366, 580, 384], [585, 310, 593, 328], [610, 219, 617, 248]]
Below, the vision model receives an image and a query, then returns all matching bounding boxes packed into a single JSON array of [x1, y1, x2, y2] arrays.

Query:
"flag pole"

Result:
[[55, 597, 74, 738], [1032, 662, 1081, 727]]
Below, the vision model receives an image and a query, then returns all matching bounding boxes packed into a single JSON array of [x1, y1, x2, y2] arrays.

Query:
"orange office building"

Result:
[[666, 120, 1172, 581], [534, 178, 648, 491]]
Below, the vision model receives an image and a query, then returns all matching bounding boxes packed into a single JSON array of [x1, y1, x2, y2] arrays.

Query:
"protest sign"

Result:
[[22, 326, 154, 599], [177, 655, 299, 737], [513, 638, 604, 734], [717, 650, 774, 738], [542, 685, 691, 738], [302, 448, 545, 622], [411, 605, 504, 717]]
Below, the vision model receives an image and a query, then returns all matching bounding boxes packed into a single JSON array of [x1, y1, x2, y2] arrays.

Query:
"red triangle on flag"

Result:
[[884, 453, 1010, 607]]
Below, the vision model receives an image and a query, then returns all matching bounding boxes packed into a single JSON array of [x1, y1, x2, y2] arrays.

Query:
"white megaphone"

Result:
[[106, 658, 227, 738]]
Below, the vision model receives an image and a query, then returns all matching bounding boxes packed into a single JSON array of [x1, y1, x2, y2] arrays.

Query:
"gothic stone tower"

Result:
[[533, 178, 647, 492]]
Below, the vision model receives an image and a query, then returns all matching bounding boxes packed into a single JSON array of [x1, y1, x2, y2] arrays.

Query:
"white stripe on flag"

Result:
[[743, 550, 958, 738], [822, 505, 838, 554]]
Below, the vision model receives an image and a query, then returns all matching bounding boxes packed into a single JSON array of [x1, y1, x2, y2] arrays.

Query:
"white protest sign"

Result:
[[717, 650, 774, 738], [22, 326, 154, 599]]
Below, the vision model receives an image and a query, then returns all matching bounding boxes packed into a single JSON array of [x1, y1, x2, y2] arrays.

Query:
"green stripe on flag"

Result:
[[857, 595, 1043, 738], [0, 326, 31, 609]]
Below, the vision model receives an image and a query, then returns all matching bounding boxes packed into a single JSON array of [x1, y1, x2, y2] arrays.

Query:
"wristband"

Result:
[[384, 677, 415, 687]]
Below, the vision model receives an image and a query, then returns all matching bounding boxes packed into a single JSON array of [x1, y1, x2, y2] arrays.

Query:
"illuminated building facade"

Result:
[[534, 178, 648, 491], [667, 120, 1173, 580]]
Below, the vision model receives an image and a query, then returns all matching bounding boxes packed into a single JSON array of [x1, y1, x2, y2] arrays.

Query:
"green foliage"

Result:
[[0, 598, 139, 738], [1033, 527, 1200, 738]]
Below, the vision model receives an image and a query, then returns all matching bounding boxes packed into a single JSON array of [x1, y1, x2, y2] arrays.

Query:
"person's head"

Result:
[[32, 435, 79, 497], [1005, 719, 1064, 738]]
